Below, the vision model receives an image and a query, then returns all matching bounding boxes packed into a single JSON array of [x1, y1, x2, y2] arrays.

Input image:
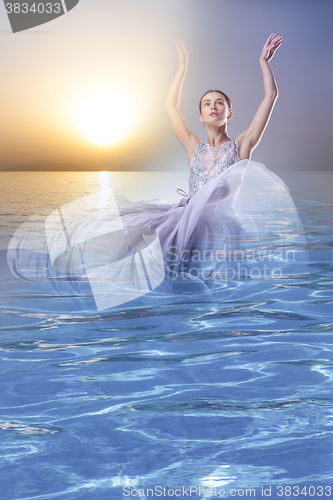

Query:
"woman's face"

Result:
[[199, 92, 232, 124]]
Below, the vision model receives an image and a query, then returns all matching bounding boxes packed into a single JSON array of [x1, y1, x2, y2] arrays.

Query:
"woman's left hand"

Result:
[[260, 33, 282, 62]]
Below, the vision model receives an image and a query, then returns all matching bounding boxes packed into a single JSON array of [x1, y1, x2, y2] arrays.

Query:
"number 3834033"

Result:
[[5, 3, 61, 14]]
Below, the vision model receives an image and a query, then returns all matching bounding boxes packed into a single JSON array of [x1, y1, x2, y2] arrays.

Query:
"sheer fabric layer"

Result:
[[7, 156, 309, 312]]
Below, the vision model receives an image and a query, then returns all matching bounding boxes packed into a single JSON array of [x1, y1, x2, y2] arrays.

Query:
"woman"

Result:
[[8, 34, 307, 311], [156, 34, 294, 284], [166, 35, 281, 162]]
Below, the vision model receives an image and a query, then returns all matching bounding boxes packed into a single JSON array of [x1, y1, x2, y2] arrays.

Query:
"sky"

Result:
[[0, 0, 332, 172]]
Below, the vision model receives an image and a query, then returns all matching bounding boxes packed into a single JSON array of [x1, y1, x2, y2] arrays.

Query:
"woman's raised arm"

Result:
[[238, 33, 282, 160], [165, 40, 200, 162]]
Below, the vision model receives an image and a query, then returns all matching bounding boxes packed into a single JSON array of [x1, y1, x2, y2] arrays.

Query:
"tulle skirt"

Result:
[[7, 159, 309, 312]]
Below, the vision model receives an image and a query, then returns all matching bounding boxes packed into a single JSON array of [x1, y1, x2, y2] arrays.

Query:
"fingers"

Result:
[[175, 39, 188, 54], [269, 34, 282, 46], [265, 33, 275, 46], [174, 41, 183, 55], [266, 33, 282, 48], [271, 37, 282, 52]]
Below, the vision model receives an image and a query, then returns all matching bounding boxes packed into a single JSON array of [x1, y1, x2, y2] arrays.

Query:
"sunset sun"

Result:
[[76, 90, 133, 146]]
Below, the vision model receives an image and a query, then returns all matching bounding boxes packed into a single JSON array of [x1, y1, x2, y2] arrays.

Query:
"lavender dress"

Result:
[[7, 139, 308, 311]]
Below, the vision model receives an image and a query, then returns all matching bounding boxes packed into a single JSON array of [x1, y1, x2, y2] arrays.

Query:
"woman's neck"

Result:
[[206, 126, 230, 147], [206, 134, 231, 147]]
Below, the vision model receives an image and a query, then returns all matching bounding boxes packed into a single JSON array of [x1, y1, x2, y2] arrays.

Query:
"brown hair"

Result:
[[199, 90, 232, 113]]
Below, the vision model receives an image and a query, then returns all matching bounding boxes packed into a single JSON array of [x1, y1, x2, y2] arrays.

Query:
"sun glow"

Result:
[[76, 90, 133, 146], [100, 171, 109, 189]]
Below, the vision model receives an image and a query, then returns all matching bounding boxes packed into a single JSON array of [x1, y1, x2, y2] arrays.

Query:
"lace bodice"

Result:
[[188, 138, 240, 197]]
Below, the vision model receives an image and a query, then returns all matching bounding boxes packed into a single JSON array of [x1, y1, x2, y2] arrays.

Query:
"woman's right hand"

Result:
[[174, 40, 189, 69]]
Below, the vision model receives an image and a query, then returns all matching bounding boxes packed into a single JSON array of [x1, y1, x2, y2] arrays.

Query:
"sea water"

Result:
[[0, 171, 332, 499]]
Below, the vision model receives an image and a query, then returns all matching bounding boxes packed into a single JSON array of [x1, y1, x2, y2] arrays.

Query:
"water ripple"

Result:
[[1, 173, 333, 498]]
